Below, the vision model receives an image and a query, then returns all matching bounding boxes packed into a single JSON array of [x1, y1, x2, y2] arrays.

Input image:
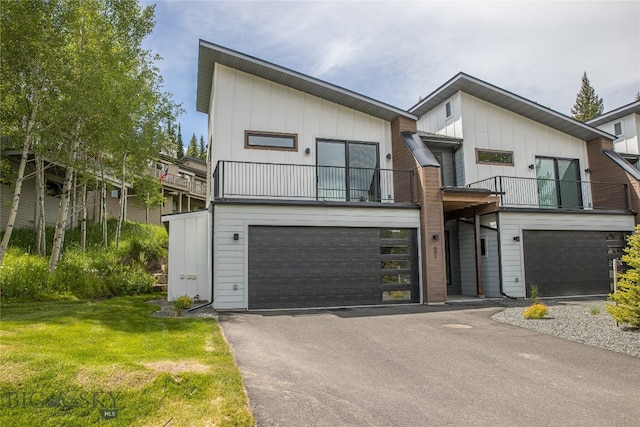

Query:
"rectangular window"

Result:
[[317, 140, 379, 202], [480, 238, 487, 256], [445, 101, 452, 118], [614, 122, 623, 137], [476, 149, 514, 166], [245, 131, 297, 151], [535, 157, 582, 209]]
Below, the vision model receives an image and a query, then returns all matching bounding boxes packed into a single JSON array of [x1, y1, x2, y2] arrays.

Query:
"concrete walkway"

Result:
[[219, 303, 640, 426]]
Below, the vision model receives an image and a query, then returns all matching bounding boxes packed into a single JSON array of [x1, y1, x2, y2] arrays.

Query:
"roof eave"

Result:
[[196, 40, 417, 122], [409, 72, 614, 142]]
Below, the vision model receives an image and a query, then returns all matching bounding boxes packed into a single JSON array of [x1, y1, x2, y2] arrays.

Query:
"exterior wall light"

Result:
[[305, 148, 311, 155], [233, 233, 239, 241], [513, 236, 520, 242], [386, 153, 392, 160], [528, 164, 535, 170]]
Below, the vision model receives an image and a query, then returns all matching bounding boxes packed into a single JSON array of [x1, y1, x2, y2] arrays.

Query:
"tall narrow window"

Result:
[[536, 157, 582, 209], [317, 140, 379, 202], [614, 122, 623, 137], [445, 101, 452, 118]]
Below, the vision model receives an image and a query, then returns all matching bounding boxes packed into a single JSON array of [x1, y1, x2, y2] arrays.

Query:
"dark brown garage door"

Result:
[[522, 230, 623, 297], [248, 226, 419, 309]]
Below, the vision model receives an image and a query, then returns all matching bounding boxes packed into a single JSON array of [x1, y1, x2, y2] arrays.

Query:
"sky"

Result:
[[141, 0, 640, 143]]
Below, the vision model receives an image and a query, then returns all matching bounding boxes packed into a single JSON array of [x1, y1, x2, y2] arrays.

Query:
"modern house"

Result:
[[162, 41, 636, 308], [587, 100, 640, 165], [407, 73, 636, 299]]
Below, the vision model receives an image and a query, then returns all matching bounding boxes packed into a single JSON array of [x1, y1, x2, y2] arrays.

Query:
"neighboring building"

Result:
[[0, 149, 207, 231], [164, 42, 636, 308], [587, 100, 640, 165], [408, 73, 635, 299]]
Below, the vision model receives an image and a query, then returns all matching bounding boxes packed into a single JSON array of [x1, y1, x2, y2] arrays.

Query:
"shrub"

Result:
[[607, 226, 640, 327], [589, 305, 601, 316], [0, 221, 161, 301], [0, 249, 49, 299], [173, 295, 192, 316], [523, 303, 549, 319]]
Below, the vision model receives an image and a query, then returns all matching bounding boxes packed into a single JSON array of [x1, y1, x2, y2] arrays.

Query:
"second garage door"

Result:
[[522, 230, 627, 297], [248, 226, 419, 309]]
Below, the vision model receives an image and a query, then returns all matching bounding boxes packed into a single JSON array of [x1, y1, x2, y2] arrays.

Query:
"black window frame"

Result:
[[476, 148, 514, 166], [245, 130, 298, 151], [614, 122, 623, 137]]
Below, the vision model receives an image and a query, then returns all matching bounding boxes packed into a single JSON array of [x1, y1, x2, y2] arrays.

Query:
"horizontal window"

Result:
[[382, 274, 411, 285], [381, 245, 409, 255], [382, 290, 412, 301], [381, 260, 411, 270], [380, 228, 410, 239], [476, 149, 514, 166], [245, 131, 297, 151]]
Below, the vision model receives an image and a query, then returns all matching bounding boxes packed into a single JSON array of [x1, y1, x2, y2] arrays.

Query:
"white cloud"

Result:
[[143, 0, 640, 139]]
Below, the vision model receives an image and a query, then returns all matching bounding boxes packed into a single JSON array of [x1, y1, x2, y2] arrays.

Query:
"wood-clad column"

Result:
[[391, 117, 447, 303]]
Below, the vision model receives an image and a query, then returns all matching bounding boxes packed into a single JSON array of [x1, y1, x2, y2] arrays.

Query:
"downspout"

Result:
[[495, 212, 517, 299]]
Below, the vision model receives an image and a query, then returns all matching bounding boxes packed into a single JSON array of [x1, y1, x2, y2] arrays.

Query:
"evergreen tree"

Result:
[[199, 135, 206, 160], [187, 133, 198, 157], [176, 123, 185, 158], [571, 72, 604, 122], [636, 92, 640, 101]]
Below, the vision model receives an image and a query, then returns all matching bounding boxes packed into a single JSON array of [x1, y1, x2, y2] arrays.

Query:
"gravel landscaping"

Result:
[[492, 299, 640, 358]]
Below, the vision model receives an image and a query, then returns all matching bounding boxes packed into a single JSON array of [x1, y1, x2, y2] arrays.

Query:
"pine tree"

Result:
[[187, 133, 198, 157], [607, 225, 640, 327], [571, 72, 604, 122], [636, 92, 640, 101], [198, 135, 206, 160], [176, 123, 185, 159]]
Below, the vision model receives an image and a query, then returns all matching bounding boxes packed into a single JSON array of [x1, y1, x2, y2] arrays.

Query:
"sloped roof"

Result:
[[196, 40, 416, 122], [587, 100, 640, 127], [409, 72, 614, 142]]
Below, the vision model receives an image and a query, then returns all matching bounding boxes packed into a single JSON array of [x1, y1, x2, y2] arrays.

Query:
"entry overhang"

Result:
[[442, 187, 500, 220]]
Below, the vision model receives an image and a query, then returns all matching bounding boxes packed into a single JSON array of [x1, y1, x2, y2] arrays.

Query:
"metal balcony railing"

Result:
[[467, 176, 630, 211], [150, 167, 207, 197], [213, 160, 416, 204]]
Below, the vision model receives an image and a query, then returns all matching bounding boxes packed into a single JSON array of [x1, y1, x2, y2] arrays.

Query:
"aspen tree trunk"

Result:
[[35, 153, 47, 255], [115, 154, 126, 249], [101, 162, 108, 249], [49, 153, 76, 270], [0, 98, 39, 265], [81, 182, 87, 252]]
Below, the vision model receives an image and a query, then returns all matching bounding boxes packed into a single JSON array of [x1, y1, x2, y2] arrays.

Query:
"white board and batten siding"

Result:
[[209, 63, 395, 188], [162, 210, 211, 302], [417, 92, 591, 186], [500, 212, 635, 297], [213, 204, 421, 310]]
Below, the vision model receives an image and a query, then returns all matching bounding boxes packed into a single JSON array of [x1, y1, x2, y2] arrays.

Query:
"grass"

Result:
[[0, 295, 254, 426]]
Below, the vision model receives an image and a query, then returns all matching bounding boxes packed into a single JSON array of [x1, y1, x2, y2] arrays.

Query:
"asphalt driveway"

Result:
[[219, 303, 640, 426]]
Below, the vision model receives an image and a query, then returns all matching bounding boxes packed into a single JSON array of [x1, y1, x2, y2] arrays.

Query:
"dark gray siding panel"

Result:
[[523, 230, 610, 297]]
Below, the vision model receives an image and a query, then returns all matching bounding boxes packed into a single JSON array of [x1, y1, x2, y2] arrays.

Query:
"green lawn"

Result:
[[0, 296, 254, 426]]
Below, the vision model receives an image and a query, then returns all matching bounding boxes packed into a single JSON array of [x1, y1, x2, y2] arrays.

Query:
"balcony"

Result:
[[466, 176, 630, 211], [149, 167, 207, 198], [213, 160, 417, 205]]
